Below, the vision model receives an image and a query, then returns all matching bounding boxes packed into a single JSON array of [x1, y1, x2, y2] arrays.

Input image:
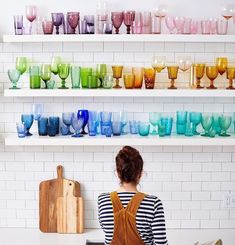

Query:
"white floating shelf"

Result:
[[5, 135, 235, 146], [3, 34, 235, 43], [4, 89, 235, 97]]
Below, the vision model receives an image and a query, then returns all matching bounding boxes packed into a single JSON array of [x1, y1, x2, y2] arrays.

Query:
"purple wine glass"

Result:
[[67, 12, 80, 34], [111, 12, 124, 34], [123, 11, 135, 34], [51, 13, 64, 34], [84, 15, 95, 34]]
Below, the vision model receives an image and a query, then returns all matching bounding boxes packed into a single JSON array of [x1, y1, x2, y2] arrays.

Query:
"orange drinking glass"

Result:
[[226, 67, 235, 89], [132, 67, 143, 88], [206, 66, 218, 89], [167, 66, 179, 89], [123, 74, 135, 89], [216, 57, 228, 75], [144, 68, 156, 89]]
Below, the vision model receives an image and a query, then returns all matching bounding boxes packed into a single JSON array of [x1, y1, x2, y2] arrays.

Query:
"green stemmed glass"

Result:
[[149, 112, 161, 135], [8, 69, 21, 89], [16, 57, 27, 75], [51, 56, 61, 75], [41, 64, 51, 89], [96, 64, 107, 88], [201, 114, 213, 137], [58, 63, 70, 89], [219, 115, 232, 137]]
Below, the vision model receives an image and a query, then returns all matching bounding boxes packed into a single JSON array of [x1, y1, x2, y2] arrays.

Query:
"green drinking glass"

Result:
[[16, 57, 27, 75], [80, 67, 92, 88], [71, 66, 80, 89], [201, 114, 213, 137], [8, 69, 21, 89], [51, 56, 61, 75], [219, 115, 232, 137], [41, 64, 51, 89], [29, 66, 41, 89], [58, 63, 70, 89], [96, 64, 107, 88], [88, 74, 98, 89], [103, 75, 113, 89]]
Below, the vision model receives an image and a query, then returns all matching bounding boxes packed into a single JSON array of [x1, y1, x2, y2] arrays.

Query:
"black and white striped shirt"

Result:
[[98, 192, 168, 245]]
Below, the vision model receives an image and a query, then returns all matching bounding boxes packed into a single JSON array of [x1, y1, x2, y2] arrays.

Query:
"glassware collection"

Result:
[[8, 56, 235, 90], [13, 3, 235, 35], [17, 105, 235, 139]]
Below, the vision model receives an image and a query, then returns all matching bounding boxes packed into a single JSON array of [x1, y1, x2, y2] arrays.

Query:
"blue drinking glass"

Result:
[[71, 117, 84, 137], [77, 109, 89, 134], [138, 122, 150, 136], [16, 122, 26, 138], [100, 112, 112, 135], [60, 124, 69, 136], [212, 113, 222, 135], [21, 114, 34, 136], [185, 122, 194, 137], [176, 111, 188, 135], [189, 112, 202, 135], [104, 125, 112, 137], [161, 117, 173, 136], [129, 120, 138, 134], [62, 112, 74, 135], [38, 117, 48, 136], [88, 111, 98, 136], [31, 104, 44, 121], [48, 125, 57, 137], [112, 121, 122, 136], [158, 120, 166, 137], [49, 116, 60, 134]]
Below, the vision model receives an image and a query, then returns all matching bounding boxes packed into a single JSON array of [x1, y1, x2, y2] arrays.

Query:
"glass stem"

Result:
[[127, 25, 131, 34], [115, 79, 119, 87]]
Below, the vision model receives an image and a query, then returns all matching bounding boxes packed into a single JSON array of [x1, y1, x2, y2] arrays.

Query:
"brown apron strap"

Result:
[[126, 192, 145, 215], [110, 191, 123, 213]]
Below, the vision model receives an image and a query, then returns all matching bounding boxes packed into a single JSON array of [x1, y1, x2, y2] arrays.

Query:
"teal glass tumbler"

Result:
[[138, 122, 150, 136], [176, 111, 188, 135], [71, 66, 80, 88]]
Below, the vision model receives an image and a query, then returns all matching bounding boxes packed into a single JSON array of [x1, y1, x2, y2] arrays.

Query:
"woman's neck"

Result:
[[117, 182, 138, 192]]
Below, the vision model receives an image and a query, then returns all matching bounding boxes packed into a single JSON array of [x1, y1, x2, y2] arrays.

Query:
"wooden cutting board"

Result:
[[57, 181, 84, 234], [39, 165, 80, 233]]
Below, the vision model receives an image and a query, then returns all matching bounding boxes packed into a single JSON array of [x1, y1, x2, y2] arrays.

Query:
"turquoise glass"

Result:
[[201, 114, 213, 137], [149, 112, 161, 135], [71, 66, 80, 88], [138, 122, 150, 136], [219, 115, 232, 137], [158, 117, 173, 137], [176, 111, 188, 135], [129, 120, 138, 134], [212, 113, 222, 135], [8, 69, 21, 89], [189, 112, 202, 135]]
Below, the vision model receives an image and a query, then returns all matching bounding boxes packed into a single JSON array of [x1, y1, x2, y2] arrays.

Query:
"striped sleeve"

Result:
[[152, 198, 168, 245]]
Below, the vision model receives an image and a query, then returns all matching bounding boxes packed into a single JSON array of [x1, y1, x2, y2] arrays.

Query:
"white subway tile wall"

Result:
[[0, 41, 235, 229]]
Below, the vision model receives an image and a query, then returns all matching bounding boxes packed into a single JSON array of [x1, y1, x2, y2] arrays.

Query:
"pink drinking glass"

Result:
[[132, 12, 143, 34], [25, 5, 37, 34], [183, 18, 192, 34], [142, 12, 152, 34], [201, 20, 211, 34], [111, 12, 124, 34], [174, 16, 185, 34], [42, 20, 54, 34], [190, 20, 199, 34], [165, 16, 176, 34], [67, 12, 80, 34], [123, 11, 135, 34], [217, 19, 228, 35], [210, 18, 218, 34], [152, 16, 161, 34]]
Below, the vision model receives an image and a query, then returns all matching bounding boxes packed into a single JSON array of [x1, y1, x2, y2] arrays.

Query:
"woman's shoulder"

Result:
[[98, 192, 111, 202]]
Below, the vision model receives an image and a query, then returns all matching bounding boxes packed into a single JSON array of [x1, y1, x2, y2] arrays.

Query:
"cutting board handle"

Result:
[[57, 165, 63, 179]]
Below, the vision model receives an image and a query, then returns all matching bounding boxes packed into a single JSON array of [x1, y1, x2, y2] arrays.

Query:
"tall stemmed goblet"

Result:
[[77, 110, 89, 134], [26, 5, 37, 34], [149, 112, 161, 135], [216, 57, 228, 76], [112, 66, 123, 89], [71, 117, 84, 137], [51, 13, 64, 34], [194, 63, 205, 89], [174, 16, 185, 34], [152, 56, 166, 73], [165, 16, 176, 34], [21, 114, 34, 136], [62, 112, 74, 135], [153, 5, 168, 34], [41, 64, 51, 89], [51, 56, 61, 75], [206, 66, 219, 89], [189, 112, 202, 135], [111, 12, 124, 34], [123, 11, 135, 34], [8, 69, 20, 89], [177, 56, 192, 86], [58, 63, 70, 89], [226, 67, 235, 89], [67, 12, 80, 34], [219, 115, 232, 137], [201, 114, 213, 137], [97, 64, 107, 88], [222, 4, 235, 20], [167, 65, 179, 89], [16, 57, 27, 75]]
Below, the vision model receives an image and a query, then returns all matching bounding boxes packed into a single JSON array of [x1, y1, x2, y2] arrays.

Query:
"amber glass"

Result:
[[194, 63, 205, 89], [226, 67, 235, 90], [144, 68, 155, 89], [132, 67, 143, 88], [206, 66, 219, 89], [216, 57, 228, 75], [123, 74, 135, 89], [112, 66, 123, 89], [167, 66, 179, 89], [152, 56, 166, 73]]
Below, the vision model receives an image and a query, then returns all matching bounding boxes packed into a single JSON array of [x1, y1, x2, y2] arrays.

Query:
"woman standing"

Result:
[[98, 146, 168, 245]]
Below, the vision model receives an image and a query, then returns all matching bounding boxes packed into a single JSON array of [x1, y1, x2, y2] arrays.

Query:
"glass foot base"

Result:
[[9, 87, 20, 89], [168, 86, 177, 89], [113, 85, 122, 89], [207, 85, 217, 89], [226, 86, 235, 90], [219, 133, 230, 137], [26, 132, 33, 136], [72, 134, 83, 138], [58, 87, 69, 89], [201, 133, 209, 137], [195, 85, 204, 89]]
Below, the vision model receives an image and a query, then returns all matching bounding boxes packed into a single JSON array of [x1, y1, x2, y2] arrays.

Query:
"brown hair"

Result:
[[116, 146, 143, 185]]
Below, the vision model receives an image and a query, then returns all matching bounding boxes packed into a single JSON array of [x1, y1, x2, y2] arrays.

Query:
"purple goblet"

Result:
[[84, 15, 95, 34], [123, 11, 135, 34], [51, 13, 64, 34], [14, 15, 24, 35], [111, 12, 124, 34], [67, 12, 80, 34]]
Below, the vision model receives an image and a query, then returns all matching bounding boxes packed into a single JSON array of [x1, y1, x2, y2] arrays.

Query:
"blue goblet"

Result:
[[21, 114, 34, 136], [77, 109, 89, 134], [189, 112, 202, 135], [62, 112, 74, 135], [71, 117, 84, 137]]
